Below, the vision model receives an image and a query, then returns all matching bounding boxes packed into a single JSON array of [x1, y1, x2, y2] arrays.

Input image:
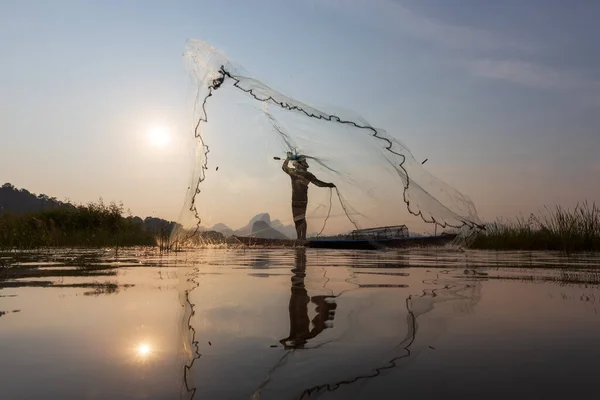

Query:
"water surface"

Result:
[[1, 248, 599, 399]]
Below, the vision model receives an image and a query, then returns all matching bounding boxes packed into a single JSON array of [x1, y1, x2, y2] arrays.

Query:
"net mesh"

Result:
[[171, 39, 482, 245]]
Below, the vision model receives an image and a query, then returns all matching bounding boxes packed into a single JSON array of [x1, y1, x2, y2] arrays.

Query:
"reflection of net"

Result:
[[254, 273, 481, 399], [172, 39, 482, 245], [178, 266, 201, 400]]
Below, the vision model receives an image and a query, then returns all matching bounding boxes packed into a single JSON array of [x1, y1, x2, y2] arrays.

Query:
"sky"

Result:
[[1, 0, 599, 230]]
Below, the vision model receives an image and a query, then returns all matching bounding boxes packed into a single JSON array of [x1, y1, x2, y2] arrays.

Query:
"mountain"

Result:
[[210, 223, 234, 237], [250, 220, 289, 239], [234, 213, 272, 237], [205, 213, 294, 239], [270, 218, 297, 239]]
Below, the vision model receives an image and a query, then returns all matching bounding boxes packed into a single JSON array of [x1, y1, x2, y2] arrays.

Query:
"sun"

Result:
[[137, 343, 151, 356], [147, 126, 172, 148]]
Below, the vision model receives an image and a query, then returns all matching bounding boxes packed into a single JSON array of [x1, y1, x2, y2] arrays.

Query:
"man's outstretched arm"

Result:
[[306, 173, 335, 188]]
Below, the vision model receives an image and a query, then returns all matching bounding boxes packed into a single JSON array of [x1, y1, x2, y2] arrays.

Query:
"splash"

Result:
[[172, 39, 482, 245]]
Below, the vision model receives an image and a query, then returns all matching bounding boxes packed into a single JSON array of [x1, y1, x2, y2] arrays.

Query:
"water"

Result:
[[1, 248, 600, 399]]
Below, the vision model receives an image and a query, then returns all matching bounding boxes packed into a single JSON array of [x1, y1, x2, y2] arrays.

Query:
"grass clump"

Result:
[[0, 200, 157, 249], [470, 202, 600, 252]]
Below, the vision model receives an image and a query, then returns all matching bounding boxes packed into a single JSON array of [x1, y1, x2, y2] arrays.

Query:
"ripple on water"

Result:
[[0, 247, 599, 399]]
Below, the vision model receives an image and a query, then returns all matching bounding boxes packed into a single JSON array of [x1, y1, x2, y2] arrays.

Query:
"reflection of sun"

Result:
[[147, 126, 171, 148]]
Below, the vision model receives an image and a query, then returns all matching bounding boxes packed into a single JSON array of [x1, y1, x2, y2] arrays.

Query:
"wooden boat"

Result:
[[307, 233, 457, 250], [231, 232, 457, 250], [230, 236, 305, 248]]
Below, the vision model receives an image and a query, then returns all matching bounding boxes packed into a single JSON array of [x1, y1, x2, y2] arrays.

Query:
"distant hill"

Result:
[[204, 212, 295, 239], [233, 213, 273, 237], [250, 220, 289, 239], [0, 182, 178, 233], [0, 183, 72, 214], [210, 223, 234, 237], [268, 218, 297, 239]]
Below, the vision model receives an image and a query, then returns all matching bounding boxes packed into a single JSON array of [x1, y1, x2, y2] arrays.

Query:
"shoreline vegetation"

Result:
[[0, 183, 177, 250], [469, 202, 600, 253], [2, 203, 599, 252], [1, 182, 598, 252], [0, 201, 174, 250]]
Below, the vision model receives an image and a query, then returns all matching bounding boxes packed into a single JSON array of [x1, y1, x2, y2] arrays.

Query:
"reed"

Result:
[[470, 202, 600, 252]]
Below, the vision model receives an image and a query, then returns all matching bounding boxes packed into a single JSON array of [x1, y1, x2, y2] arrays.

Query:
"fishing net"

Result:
[[171, 39, 481, 244]]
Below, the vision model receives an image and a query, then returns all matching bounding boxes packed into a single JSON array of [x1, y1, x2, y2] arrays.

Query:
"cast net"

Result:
[[171, 39, 481, 245]]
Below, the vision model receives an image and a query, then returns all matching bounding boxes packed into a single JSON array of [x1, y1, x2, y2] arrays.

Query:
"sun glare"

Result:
[[137, 343, 151, 356], [148, 126, 171, 148], [127, 339, 158, 365]]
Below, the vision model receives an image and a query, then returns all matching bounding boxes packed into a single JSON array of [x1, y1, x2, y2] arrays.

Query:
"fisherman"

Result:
[[282, 152, 335, 241]]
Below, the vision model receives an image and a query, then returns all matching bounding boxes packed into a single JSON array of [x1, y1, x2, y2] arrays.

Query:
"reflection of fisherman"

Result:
[[280, 248, 337, 349], [282, 152, 335, 241]]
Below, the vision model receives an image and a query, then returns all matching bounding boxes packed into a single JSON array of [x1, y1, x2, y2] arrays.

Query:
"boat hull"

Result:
[[231, 236, 305, 247], [232, 234, 457, 250]]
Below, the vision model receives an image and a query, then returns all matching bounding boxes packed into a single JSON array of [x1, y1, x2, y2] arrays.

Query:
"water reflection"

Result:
[[280, 249, 337, 349], [2, 248, 600, 400], [247, 250, 483, 399]]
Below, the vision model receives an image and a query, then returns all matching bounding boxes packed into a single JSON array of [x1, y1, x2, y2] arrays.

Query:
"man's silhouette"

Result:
[[282, 153, 335, 240]]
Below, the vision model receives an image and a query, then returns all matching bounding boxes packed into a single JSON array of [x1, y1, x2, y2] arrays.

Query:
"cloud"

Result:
[[464, 58, 600, 105], [318, 0, 530, 53], [467, 59, 583, 90], [317, 0, 600, 104]]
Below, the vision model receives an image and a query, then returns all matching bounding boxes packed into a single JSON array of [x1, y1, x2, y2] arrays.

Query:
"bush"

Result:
[[0, 200, 157, 249]]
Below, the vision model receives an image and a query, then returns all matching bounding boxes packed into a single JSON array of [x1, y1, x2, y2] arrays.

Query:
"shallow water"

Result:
[[1, 248, 600, 399]]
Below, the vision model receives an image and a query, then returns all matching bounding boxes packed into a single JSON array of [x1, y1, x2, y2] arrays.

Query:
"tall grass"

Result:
[[470, 202, 600, 252], [0, 200, 157, 249]]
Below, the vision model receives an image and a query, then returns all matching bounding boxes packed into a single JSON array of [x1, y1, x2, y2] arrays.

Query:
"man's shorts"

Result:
[[292, 201, 307, 222]]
